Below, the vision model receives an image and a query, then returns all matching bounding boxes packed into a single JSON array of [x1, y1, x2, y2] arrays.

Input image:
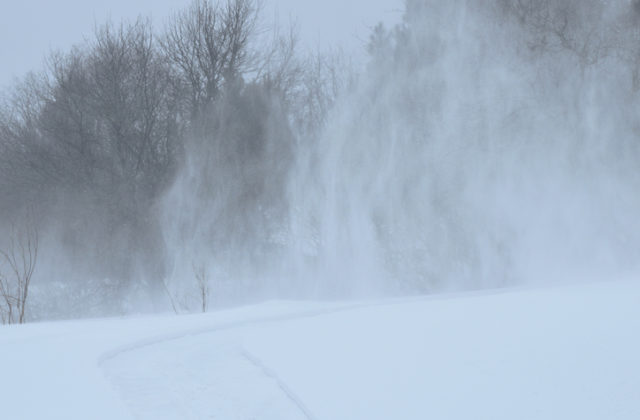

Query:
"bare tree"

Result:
[[496, 0, 615, 70], [193, 262, 210, 313], [0, 220, 38, 325], [254, 21, 303, 105], [291, 51, 353, 137], [0, 18, 185, 297], [1, 19, 182, 205], [161, 0, 259, 118], [86, 19, 182, 199], [161, 277, 181, 314]]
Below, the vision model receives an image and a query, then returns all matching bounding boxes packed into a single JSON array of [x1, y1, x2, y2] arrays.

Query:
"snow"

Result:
[[2, 280, 639, 419]]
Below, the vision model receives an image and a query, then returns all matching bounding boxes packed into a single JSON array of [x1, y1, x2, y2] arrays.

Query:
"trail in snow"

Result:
[[104, 280, 640, 420], [241, 349, 319, 420], [97, 302, 358, 365], [102, 330, 310, 420], [0, 302, 344, 420]]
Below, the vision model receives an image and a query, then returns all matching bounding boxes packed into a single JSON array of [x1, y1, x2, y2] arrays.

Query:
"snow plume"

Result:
[[161, 85, 297, 307], [282, 0, 640, 295], [4, 0, 640, 319], [162, 0, 640, 303]]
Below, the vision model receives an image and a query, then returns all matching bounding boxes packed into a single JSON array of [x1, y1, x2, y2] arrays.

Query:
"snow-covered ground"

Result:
[[2, 280, 639, 419]]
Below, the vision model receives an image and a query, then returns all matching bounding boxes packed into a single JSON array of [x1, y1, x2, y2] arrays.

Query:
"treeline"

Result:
[[5, 0, 640, 319], [0, 0, 344, 317]]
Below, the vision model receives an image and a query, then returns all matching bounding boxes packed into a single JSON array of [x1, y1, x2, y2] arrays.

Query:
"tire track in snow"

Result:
[[241, 349, 319, 420]]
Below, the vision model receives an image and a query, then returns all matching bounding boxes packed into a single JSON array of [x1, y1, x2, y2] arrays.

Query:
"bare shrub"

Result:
[[193, 262, 210, 313], [0, 221, 38, 325]]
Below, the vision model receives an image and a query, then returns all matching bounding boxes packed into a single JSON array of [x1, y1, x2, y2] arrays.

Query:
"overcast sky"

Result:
[[0, 0, 403, 90]]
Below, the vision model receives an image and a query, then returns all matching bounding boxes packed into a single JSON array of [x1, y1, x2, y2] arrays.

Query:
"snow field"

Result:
[[2, 280, 639, 419]]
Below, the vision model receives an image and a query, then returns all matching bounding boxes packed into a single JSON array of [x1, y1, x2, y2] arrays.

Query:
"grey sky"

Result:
[[0, 0, 403, 90]]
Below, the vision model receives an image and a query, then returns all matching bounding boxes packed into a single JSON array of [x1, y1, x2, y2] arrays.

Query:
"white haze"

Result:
[[163, 0, 640, 306], [4, 0, 640, 319], [285, 1, 640, 295]]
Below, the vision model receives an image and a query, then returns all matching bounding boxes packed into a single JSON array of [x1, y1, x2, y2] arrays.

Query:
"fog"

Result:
[[2, 0, 640, 321]]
